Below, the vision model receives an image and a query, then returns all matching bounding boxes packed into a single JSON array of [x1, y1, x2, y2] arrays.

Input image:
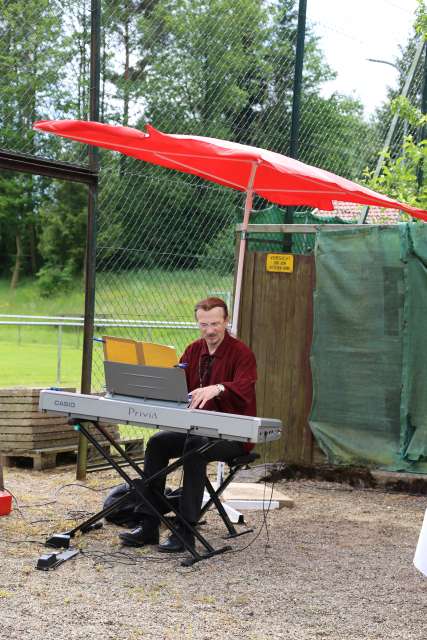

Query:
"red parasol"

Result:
[[34, 120, 427, 331]]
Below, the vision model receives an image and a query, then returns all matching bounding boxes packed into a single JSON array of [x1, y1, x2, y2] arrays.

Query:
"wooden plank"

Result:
[[256, 253, 287, 460], [0, 423, 118, 435], [220, 482, 294, 508], [254, 252, 289, 460], [0, 411, 70, 420], [0, 435, 113, 448], [0, 424, 74, 434], [0, 423, 119, 436], [0, 388, 43, 397], [0, 387, 75, 399], [0, 400, 41, 408], [299, 257, 315, 464], [238, 250, 255, 346], [0, 417, 71, 426], [239, 252, 315, 465], [279, 256, 314, 463], [0, 431, 78, 442], [1, 440, 78, 450], [235, 223, 396, 233], [270, 253, 295, 461]]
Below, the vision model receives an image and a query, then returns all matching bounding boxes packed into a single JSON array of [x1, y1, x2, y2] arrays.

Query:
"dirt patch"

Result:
[[0, 464, 426, 640], [261, 462, 427, 495]]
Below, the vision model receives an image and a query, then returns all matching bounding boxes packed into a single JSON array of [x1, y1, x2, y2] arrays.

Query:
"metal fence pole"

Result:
[[56, 324, 62, 386], [284, 0, 307, 250], [77, 0, 101, 481]]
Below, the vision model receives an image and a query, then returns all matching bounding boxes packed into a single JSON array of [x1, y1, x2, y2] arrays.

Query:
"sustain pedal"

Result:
[[45, 533, 71, 549], [36, 548, 79, 571]]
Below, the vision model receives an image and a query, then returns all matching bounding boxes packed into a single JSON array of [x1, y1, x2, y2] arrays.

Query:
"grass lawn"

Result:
[[0, 276, 85, 316], [0, 269, 232, 389], [0, 342, 82, 388], [0, 269, 232, 319]]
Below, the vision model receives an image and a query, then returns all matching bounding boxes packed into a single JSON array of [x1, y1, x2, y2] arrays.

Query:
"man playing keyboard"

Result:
[[119, 296, 257, 552]]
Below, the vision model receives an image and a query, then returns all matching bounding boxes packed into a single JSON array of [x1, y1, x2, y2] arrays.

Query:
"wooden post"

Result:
[[231, 161, 258, 336]]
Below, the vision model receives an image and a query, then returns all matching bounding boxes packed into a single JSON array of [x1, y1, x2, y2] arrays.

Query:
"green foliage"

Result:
[[35, 181, 87, 294], [0, 275, 84, 317], [0, 0, 83, 285], [0, 0, 413, 290], [364, 0, 427, 220], [391, 96, 427, 127], [415, 0, 427, 39], [365, 136, 427, 212], [363, 5, 427, 214], [36, 263, 75, 298], [203, 224, 236, 276], [38, 182, 87, 270], [299, 94, 378, 178], [364, 96, 427, 212]]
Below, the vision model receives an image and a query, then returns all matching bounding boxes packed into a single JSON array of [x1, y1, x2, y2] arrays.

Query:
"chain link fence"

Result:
[[0, 0, 425, 404]]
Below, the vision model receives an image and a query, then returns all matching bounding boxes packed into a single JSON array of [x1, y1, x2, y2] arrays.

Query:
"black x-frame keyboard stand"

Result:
[[43, 419, 232, 567]]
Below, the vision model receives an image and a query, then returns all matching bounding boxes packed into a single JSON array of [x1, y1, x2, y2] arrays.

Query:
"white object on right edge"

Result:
[[414, 508, 427, 577]]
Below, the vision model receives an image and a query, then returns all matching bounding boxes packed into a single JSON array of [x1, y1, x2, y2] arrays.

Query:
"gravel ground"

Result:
[[0, 464, 426, 640]]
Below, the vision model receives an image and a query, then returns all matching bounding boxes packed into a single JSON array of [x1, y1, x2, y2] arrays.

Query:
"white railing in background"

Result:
[[0, 314, 198, 385]]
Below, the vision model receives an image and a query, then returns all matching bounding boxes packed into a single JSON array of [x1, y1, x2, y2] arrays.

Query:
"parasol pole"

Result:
[[231, 161, 258, 335]]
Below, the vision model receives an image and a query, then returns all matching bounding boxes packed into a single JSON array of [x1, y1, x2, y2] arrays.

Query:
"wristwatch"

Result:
[[216, 383, 225, 396]]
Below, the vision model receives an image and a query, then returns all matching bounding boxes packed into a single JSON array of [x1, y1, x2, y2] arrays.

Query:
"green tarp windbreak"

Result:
[[310, 223, 427, 473]]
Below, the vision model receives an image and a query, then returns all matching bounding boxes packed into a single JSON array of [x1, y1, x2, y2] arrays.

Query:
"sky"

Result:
[[307, 0, 421, 116]]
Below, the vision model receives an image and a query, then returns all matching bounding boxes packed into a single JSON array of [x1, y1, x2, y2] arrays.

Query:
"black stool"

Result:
[[200, 451, 260, 538]]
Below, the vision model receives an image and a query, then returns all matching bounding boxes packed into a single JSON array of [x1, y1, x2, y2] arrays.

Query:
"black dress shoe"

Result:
[[158, 531, 195, 553], [119, 526, 159, 547]]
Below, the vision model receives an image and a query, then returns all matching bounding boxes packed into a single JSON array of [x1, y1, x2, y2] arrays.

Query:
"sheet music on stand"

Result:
[[102, 335, 178, 368]]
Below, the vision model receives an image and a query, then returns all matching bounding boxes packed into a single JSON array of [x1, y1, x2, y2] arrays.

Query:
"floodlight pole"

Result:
[[231, 162, 258, 336]]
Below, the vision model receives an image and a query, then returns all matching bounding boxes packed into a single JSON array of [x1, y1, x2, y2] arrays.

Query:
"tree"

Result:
[[0, 0, 387, 288], [364, 99, 427, 212], [0, 0, 75, 286], [36, 181, 87, 296], [364, 1, 427, 212], [372, 0, 427, 159], [298, 94, 379, 179]]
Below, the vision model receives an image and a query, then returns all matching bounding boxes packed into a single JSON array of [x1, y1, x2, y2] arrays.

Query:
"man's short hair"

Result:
[[194, 297, 228, 319]]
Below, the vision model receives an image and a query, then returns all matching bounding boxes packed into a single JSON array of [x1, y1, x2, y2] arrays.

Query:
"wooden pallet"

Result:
[[0, 444, 81, 470], [0, 387, 119, 467], [1, 438, 145, 470], [87, 437, 145, 466]]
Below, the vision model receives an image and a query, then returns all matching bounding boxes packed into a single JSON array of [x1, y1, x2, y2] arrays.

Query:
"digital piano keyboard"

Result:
[[39, 389, 282, 444]]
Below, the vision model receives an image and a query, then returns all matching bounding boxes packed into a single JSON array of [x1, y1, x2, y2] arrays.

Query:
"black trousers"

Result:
[[134, 431, 246, 525]]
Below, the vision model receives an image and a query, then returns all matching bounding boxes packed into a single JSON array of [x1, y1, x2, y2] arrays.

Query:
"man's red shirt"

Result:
[[180, 330, 257, 428]]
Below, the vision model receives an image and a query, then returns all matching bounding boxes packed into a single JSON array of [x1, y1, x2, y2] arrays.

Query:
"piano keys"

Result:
[[39, 389, 282, 444]]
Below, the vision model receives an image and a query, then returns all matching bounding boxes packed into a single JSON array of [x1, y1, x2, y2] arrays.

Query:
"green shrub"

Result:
[[36, 263, 75, 298], [202, 224, 236, 275]]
